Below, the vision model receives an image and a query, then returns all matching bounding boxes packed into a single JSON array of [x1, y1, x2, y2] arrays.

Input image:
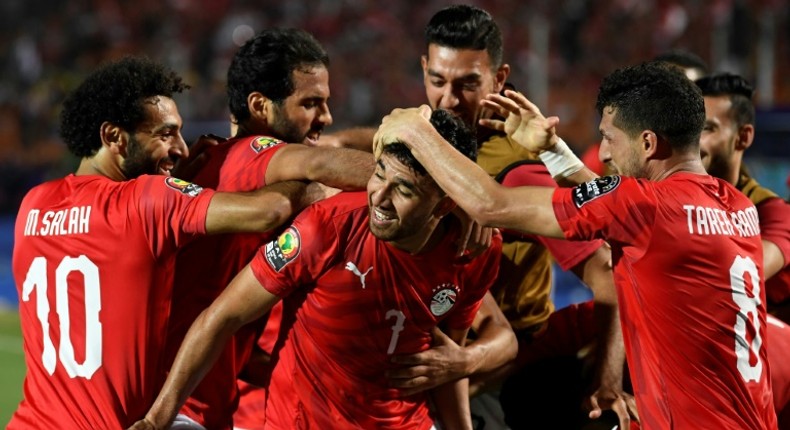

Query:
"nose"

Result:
[[438, 85, 460, 110], [369, 183, 392, 209], [319, 102, 333, 127], [173, 132, 189, 159], [598, 140, 611, 166]]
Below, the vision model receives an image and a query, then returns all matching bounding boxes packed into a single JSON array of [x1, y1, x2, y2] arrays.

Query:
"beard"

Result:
[[269, 103, 322, 144], [121, 134, 161, 179]]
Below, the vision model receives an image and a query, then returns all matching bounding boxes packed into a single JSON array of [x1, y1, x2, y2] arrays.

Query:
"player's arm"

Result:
[[764, 239, 786, 279], [431, 327, 474, 430], [373, 106, 563, 238], [388, 292, 516, 396], [316, 127, 376, 152], [265, 144, 375, 190], [204, 180, 333, 234], [570, 245, 636, 428], [129, 265, 280, 430]]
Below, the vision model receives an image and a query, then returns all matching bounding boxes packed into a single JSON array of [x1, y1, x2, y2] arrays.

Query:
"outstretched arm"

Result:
[[373, 106, 562, 238], [128, 266, 280, 429], [316, 127, 376, 152], [266, 144, 375, 190]]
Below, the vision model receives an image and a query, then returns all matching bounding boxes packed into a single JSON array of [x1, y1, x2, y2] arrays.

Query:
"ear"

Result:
[[493, 63, 511, 94], [641, 130, 660, 160], [247, 92, 269, 125], [433, 196, 457, 219], [99, 121, 127, 156], [736, 123, 754, 151], [421, 55, 429, 77]]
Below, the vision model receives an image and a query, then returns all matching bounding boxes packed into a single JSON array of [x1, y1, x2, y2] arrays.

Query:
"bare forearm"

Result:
[[465, 295, 517, 375], [206, 181, 312, 234], [143, 307, 243, 427], [432, 379, 473, 430], [305, 147, 375, 190], [319, 127, 376, 152]]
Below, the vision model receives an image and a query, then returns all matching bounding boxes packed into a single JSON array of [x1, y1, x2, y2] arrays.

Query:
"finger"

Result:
[[587, 395, 601, 419], [477, 117, 506, 132], [503, 89, 543, 116], [431, 326, 452, 345], [545, 115, 561, 129], [389, 375, 430, 390], [455, 215, 474, 257], [481, 95, 522, 118], [611, 398, 631, 429], [418, 104, 432, 119], [626, 395, 640, 422], [387, 365, 429, 379]]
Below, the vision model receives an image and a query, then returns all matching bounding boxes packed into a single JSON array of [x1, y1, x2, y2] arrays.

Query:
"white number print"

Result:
[[22, 256, 102, 379], [386, 309, 405, 355], [730, 255, 762, 382]]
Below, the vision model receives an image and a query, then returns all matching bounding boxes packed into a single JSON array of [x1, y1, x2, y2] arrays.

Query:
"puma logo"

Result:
[[345, 261, 373, 289]]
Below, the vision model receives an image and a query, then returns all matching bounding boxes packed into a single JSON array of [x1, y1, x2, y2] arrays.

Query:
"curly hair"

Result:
[[383, 109, 477, 176], [60, 56, 188, 158], [595, 61, 705, 150], [424, 5, 503, 69], [227, 28, 329, 123], [695, 73, 755, 128]]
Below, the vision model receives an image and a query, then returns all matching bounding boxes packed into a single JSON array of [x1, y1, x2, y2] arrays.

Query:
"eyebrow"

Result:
[[377, 159, 418, 191], [150, 122, 180, 134], [427, 69, 482, 82]]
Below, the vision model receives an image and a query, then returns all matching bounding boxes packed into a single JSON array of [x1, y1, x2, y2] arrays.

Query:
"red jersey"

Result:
[[756, 197, 790, 304], [9, 174, 214, 429], [249, 192, 501, 429], [553, 173, 776, 430], [167, 136, 286, 429]]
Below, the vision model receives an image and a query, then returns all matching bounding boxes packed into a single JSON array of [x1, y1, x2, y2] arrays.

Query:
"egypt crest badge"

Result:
[[430, 283, 460, 317]]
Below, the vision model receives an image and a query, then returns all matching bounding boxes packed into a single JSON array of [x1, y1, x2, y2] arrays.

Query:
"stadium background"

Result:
[[1, 0, 789, 424]]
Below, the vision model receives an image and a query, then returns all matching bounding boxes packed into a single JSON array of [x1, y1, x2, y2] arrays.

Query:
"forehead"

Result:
[[378, 153, 437, 192], [425, 44, 494, 77], [286, 65, 330, 100], [138, 96, 181, 129], [598, 107, 617, 132], [703, 95, 733, 119]]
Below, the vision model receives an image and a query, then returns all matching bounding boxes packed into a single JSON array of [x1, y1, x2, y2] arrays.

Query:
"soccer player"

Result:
[[695, 72, 790, 427], [373, 62, 777, 429], [130, 109, 503, 430], [389, 5, 629, 428], [9, 57, 333, 429], [164, 28, 375, 429]]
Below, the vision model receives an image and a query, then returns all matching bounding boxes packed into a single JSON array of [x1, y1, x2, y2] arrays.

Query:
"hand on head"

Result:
[[479, 89, 560, 153], [373, 105, 433, 159]]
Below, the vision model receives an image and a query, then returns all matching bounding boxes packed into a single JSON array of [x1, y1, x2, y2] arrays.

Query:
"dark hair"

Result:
[[653, 49, 709, 77], [595, 62, 705, 150], [228, 28, 329, 123], [424, 5, 503, 69], [695, 73, 755, 128], [384, 109, 477, 176], [60, 56, 188, 158]]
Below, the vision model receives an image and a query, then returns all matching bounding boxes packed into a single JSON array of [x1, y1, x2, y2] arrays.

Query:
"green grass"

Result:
[[0, 310, 24, 427]]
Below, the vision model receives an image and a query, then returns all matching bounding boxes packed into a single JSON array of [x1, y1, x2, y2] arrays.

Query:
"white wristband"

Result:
[[538, 138, 585, 179]]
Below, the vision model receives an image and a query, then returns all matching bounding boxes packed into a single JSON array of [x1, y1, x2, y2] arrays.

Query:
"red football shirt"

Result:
[[168, 135, 286, 429], [757, 197, 790, 304], [249, 192, 501, 429], [553, 173, 777, 430], [9, 174, 214, 429]]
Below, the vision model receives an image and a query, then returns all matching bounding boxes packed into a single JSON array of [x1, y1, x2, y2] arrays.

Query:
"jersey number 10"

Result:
[[21, 255, 102, 379]]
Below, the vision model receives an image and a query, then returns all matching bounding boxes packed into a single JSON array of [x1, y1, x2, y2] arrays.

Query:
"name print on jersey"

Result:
[[683, 204, 760, 237], [23, 206, 91, 237]]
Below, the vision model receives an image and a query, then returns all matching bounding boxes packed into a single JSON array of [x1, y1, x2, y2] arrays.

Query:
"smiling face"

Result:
[[121, 96, 186, 178], [269, 66, 333, 145], [597, 107, 647, 178], [422, 44, 506, 128], [367, 153, 450, 252]]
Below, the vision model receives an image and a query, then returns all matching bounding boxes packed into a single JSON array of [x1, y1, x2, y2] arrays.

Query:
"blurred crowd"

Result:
[[1, 0, 789, 214]]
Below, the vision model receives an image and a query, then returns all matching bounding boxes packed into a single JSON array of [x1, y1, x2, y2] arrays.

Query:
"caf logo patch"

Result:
[[250, 136, 281, 154], [573, 175, 621, 208], [430, 283, 459, 317], [165, 177, 203, 197], [265, 226, 301, 272]]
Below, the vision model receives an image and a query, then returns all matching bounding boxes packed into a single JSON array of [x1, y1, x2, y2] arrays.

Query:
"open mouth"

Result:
[[371, 207, 396, 226], [157, 158, 176, 176], [304, 131, 322, 146]]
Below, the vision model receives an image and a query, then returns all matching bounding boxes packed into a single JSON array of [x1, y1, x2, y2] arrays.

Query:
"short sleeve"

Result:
[[552, 175, 656, 247], [133, 175, 215, 256], [249, 204, 340, 298], [758, 197, 790, 268]]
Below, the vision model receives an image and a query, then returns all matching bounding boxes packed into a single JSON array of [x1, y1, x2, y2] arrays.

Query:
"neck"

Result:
[[389, 218, 448, 255], [649, 152, 708, 181], [75, 151, 126, 181], [235, 121, 272, 139]]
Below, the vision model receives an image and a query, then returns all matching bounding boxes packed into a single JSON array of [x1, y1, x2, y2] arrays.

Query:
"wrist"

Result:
[[537, 137, 584, 179]]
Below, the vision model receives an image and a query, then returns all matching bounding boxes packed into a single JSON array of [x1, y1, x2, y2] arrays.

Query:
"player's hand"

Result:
[[372, 105, 432, 159], [388, 327, 469, 396], [478, 90, 560, 153], [452, 207, 494, 258], [172, 134, 227, 180], [585, 386, 639, 430], [305, 181, 342, 204]]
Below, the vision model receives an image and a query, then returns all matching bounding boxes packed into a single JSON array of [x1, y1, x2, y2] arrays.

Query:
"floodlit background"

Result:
[[1, 0, 789, 424]]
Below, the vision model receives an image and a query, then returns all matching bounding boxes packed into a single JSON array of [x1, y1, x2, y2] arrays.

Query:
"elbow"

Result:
[[257, 195, 294, 233]]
